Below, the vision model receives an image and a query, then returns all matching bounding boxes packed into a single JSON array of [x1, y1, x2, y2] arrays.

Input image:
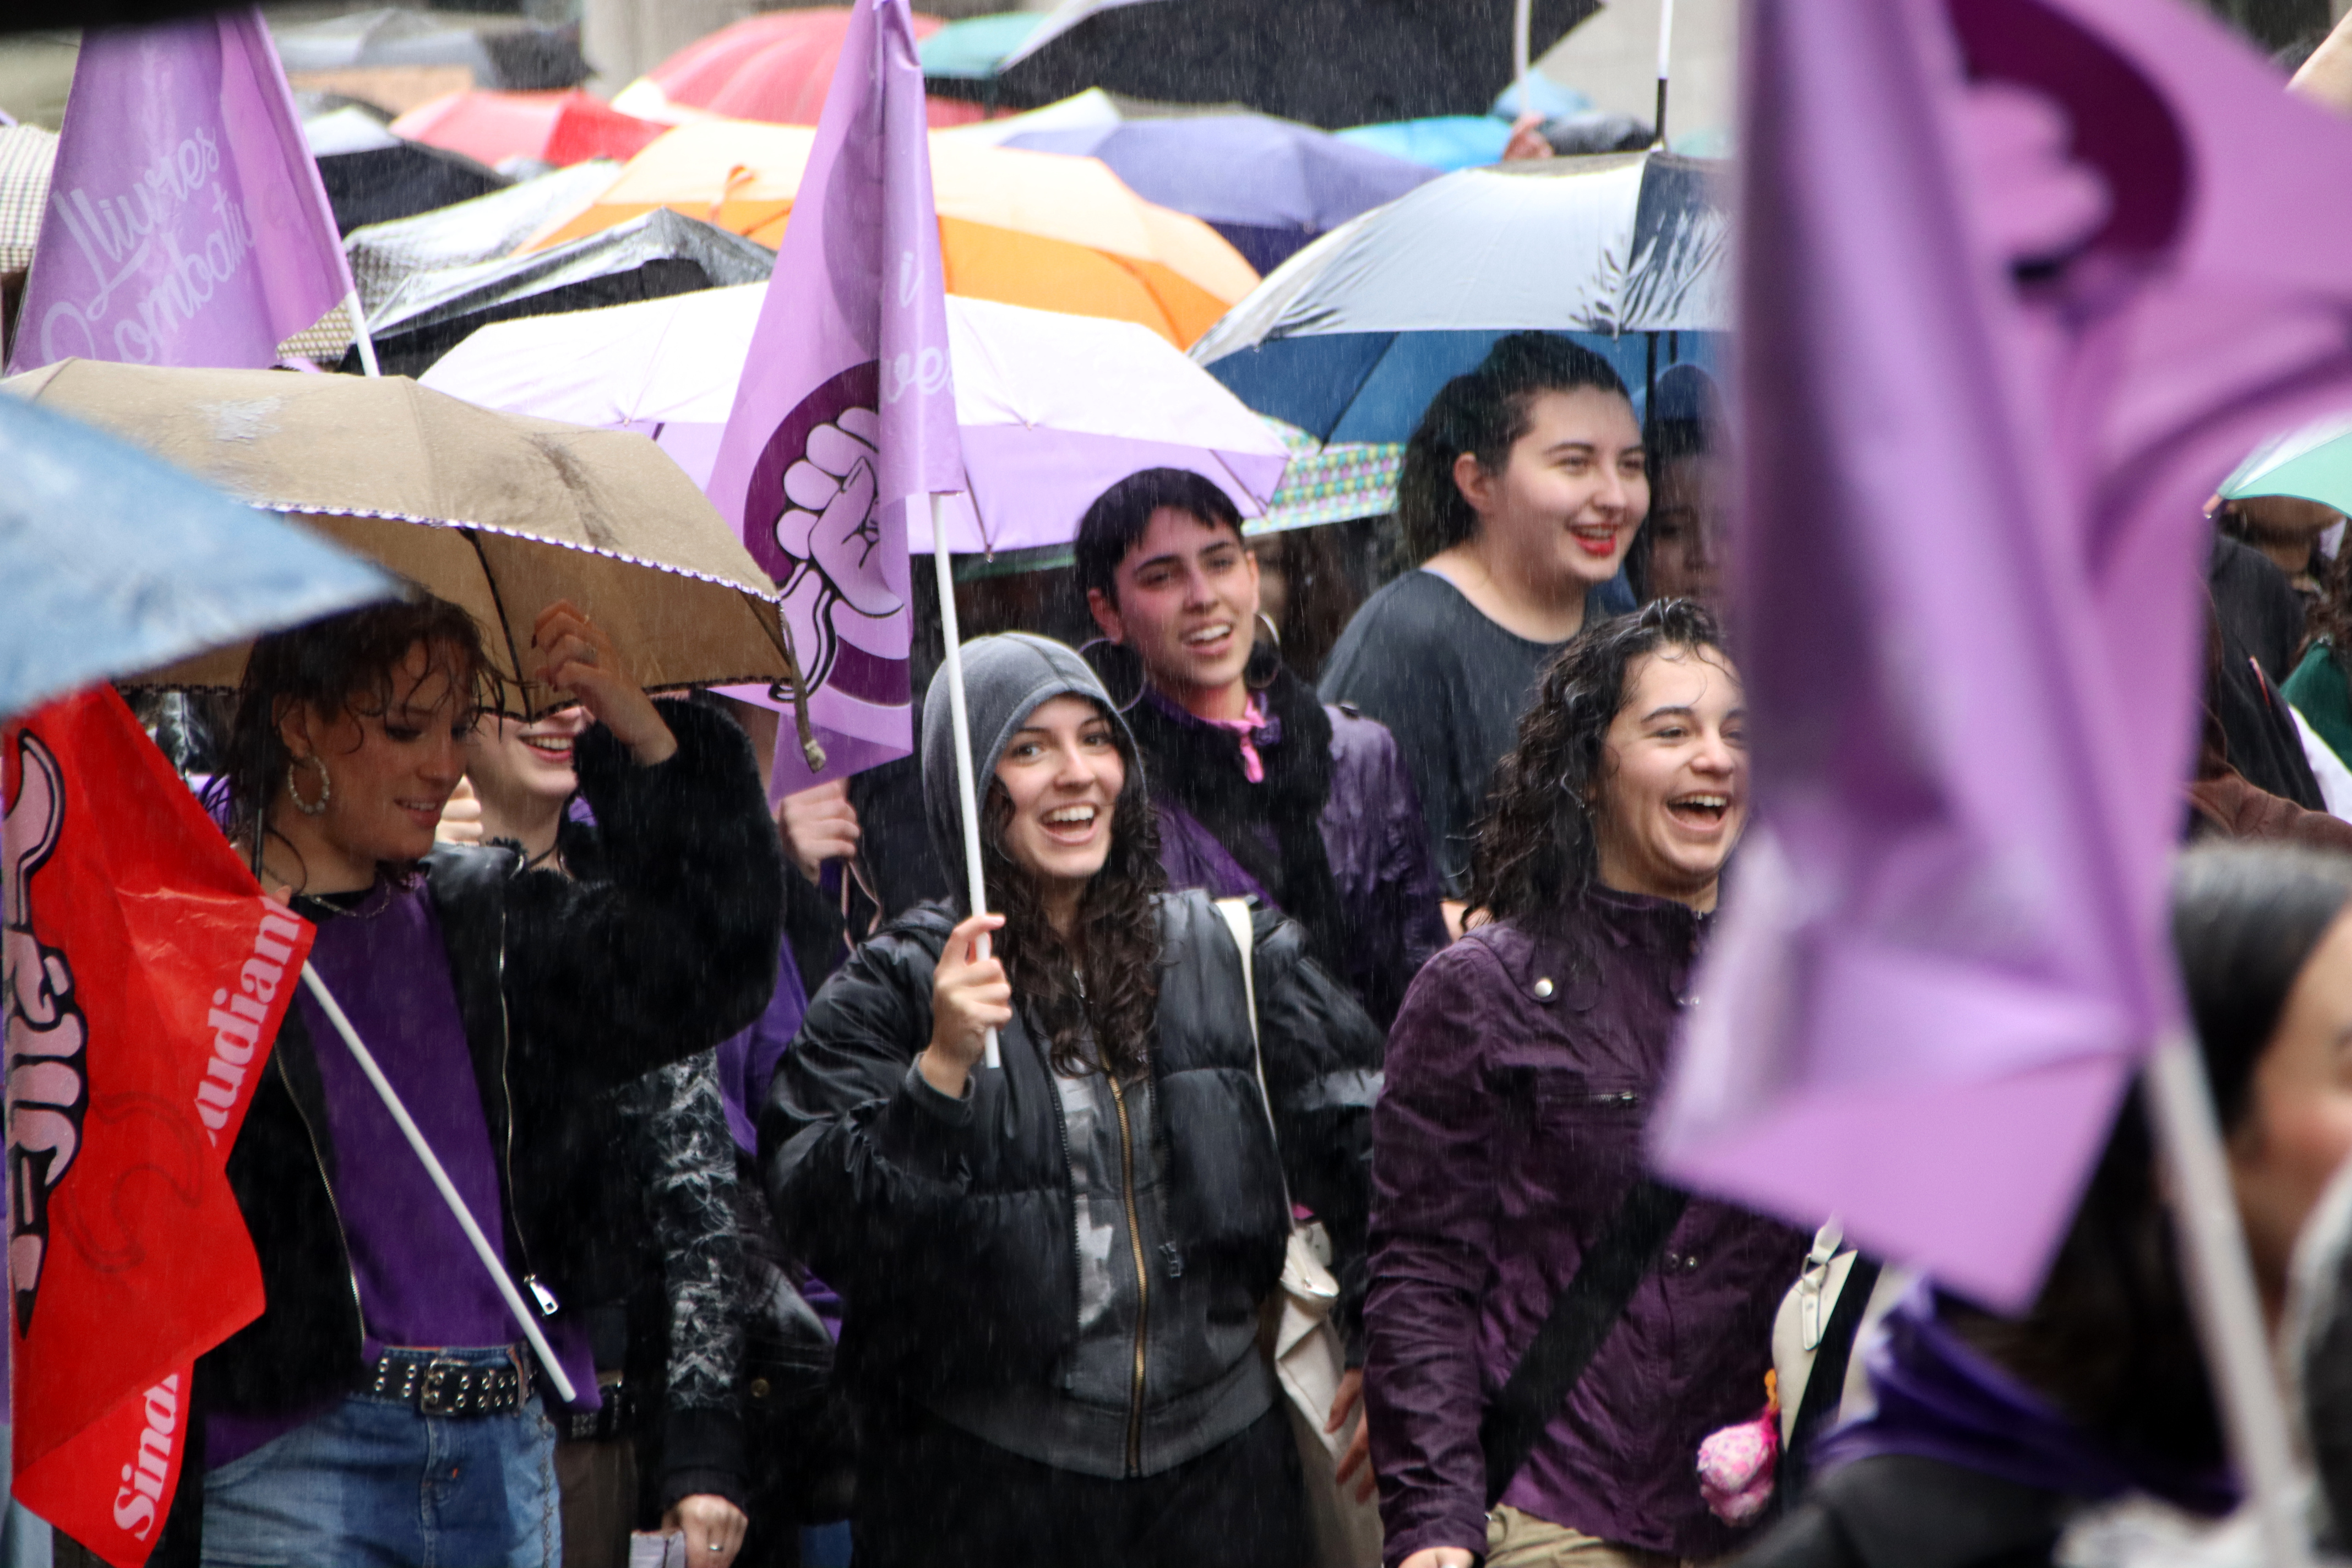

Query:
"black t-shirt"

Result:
[[1318, 569, 1567, 898]]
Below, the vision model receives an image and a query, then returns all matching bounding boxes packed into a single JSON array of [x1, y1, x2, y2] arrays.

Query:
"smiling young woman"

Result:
[[1362, 600, 1807, 1568], [763, 633, 1385, 1568]]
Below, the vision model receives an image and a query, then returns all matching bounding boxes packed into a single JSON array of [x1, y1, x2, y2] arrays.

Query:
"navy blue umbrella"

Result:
[[1003, 113, 1438, 274], [1191, 150, 1729, 444], [0, 392, 390, 722]]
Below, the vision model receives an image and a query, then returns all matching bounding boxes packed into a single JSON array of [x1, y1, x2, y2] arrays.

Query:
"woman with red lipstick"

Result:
[[1322, 333, 1651, 935], [764, 633, 1384, 1568], [1075, 466, 1447, 1032]]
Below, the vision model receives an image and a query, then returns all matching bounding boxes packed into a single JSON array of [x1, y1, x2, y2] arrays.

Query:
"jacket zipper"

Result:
[[1107, 1073, 1151, 1477], [489, 895, 551, 1315], [278, 1053, 366, 1345]]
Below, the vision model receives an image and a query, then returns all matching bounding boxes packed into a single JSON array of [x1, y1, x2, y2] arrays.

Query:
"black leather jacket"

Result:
[[190, 701, 782, 1452], [761, 890, 1381, 1474]]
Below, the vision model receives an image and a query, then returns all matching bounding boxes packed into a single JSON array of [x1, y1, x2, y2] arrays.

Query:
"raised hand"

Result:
[[921, 912, 1008, 1099], [437, 776, 484, 846], [776, 780, 859, 885], [529, 600, 676, 766]]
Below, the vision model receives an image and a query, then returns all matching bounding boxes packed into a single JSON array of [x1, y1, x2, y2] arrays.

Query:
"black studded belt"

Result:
[[360, 1347, 532, 1417]]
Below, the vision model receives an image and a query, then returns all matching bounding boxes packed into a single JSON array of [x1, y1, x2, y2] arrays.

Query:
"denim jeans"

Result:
[[201, 1353, 560, 1567]]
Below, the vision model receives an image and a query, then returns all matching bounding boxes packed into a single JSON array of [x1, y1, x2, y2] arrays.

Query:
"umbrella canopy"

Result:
[[0, 123, 56, 274], [1002, 112, 1436, 274], [993, 0, 1599, 129], [272, 9, 589, 93], [391, 90, 665, 171], [417, 285, 1291, 554], [1193, 150, 1729, 442], [523, 120, 1258, 346], [609, 8, 979, 129], [3, 362, 794, 711], [1333, 116, 1511, 172], [919, 12, 1045, 84], [2219, 415, 2352, 512], [350, 206, 774, 377], [316, 138, 510, 235], [0, 391, 390, 722], [345, 159, 622, 315]]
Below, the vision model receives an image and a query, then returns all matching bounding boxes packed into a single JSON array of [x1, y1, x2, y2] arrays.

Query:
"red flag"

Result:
[[3, 687, 308, 1566]]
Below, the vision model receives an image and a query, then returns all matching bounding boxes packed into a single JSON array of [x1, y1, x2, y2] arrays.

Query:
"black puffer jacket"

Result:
[[761, 889, 1381, 1429], [193, 700, 783, 1433]]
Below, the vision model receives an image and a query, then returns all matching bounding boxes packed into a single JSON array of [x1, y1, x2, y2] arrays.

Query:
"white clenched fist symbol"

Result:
[[776, 407, 900, 618]]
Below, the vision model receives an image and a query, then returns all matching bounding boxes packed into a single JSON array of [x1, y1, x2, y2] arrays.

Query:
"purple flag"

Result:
[[705, 0, 962, 795], [9, 9, 350, 375], [1653, 0, 2352, 1309]]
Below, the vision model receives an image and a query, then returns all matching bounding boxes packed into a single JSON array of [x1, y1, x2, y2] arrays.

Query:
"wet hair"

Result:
[[1395, 331, 1635, 567], [1954, 844, 2352, 1482], [208, 594, 498, 884], [978, 696, 1168, 1079], [1073, 467, 1247, 609], [1466, 598, 1727, 925]]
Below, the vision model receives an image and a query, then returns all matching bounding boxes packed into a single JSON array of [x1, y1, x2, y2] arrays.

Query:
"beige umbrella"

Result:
[[1, 361, 807, 726]]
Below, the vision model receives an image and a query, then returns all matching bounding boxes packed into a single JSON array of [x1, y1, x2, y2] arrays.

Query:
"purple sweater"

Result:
[[1364, 892, 1807, 1562], [1152, 701, 1446, 1027]]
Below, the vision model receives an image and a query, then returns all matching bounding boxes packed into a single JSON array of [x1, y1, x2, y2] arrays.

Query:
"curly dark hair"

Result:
[[206, 594, 501, 886], [1395, 331, 1635, 568], [1465, 598, 1730, 926], [978, 699, 1168, 1079]]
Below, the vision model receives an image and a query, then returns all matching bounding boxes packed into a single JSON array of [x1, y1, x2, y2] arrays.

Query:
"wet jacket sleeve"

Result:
[[1365, 722, 1450, 1020], [1364, 940, 1500, 1564], [1249, 903, 1384, 1359], [506, 700, 786, 1095], [758, 915, 1000, 1305]]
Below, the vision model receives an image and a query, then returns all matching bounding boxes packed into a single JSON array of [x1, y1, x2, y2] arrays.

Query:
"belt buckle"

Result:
[[418, 1357, 470, 1415]]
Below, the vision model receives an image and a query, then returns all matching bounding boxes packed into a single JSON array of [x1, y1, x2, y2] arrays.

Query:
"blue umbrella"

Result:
[[919, 12, 1045, 81], [1, 393, 390, 722], [1191, 149, 1728, 443], [1333, 116, 1511, 172], [1002, 113, 1438, 274]]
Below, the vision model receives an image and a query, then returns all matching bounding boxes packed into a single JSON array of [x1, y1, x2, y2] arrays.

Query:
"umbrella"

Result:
[[271, 9, 589, 94], [608, 9, 979, 129], [919, 12, 1045, 89], [347, 207, 774, 378], [1001, 112, 1436, 274], [345, 159, 623, 315], [1192, 149, 1729, 442], [522, 120, 1257, 346], [992, 0, 1599, 129], [1332, 116, 1511, 172], [2219, 415, 2352, 511], [391, 90, 665, 172], [3, 361, 796, 711], [0, 122, 55, 274], [0, 391, 389, 722], [417, 285, 1291, 554], [316, 137, 510, 236]]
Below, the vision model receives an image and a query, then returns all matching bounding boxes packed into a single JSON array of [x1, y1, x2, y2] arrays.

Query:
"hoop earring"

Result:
[[1244, 611, 1283, 693], [287, 755, 332, 816], [1076, 639, 1147, 714]]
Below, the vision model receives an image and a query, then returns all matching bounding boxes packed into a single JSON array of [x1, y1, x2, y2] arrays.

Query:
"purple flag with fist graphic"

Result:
[[706, 0, 962, 793], [8, 8, 350, 374]]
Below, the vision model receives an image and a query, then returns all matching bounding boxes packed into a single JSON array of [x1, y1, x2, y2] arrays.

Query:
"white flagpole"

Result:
[[931, 491, 1000, 1070], [345, 288, 382, 379], [1513, 0, 1533, 115], [298, 963, 579, 1404], [2147, 1031, 2313, 1568], [1655, 0, 1677, 146]]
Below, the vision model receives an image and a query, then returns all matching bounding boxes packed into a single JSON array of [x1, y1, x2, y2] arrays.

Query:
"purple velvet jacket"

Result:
[[1152, 701, 1446, 1028], [1365, 891, 1807, 1563]]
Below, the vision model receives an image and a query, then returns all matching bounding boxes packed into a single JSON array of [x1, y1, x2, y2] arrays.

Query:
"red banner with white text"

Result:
[[3, 687, 307, 1565]]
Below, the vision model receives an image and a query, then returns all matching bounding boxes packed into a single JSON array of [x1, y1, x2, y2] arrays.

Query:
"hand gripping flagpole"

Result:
[[932, 491, 999, 1070], [298, 963, 579, 1403]]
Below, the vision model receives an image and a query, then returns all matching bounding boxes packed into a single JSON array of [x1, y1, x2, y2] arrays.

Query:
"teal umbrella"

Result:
[[2219, 414, 2352, 513], [919, 12, 1043, 81]]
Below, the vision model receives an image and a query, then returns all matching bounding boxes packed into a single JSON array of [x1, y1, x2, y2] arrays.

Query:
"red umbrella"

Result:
[[613, 9, 986, 128], [392, 90, 666, 168]]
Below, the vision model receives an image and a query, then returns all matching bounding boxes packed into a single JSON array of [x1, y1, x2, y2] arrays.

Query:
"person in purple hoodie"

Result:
[[1075, 466, 1447, 1031], [176, 593, 783, 1568], [1364, 600, 1807, 1568]]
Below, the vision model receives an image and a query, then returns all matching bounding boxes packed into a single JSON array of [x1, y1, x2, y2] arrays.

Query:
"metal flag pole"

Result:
[[298, 963, 579, 1404], [931, 491, 1000, 1070], [1655, 0, 1677, 147], [2147, 1030, 2313, 1567], [1513, 0, 1534, 115], [345, 288, 382, 378]]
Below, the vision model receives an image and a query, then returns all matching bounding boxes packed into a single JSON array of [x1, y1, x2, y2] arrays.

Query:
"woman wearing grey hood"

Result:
[[761, 633, 1384, 1567]]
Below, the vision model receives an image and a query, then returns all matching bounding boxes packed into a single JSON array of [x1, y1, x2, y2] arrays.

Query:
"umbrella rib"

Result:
[[469, 528, 531, 712]]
